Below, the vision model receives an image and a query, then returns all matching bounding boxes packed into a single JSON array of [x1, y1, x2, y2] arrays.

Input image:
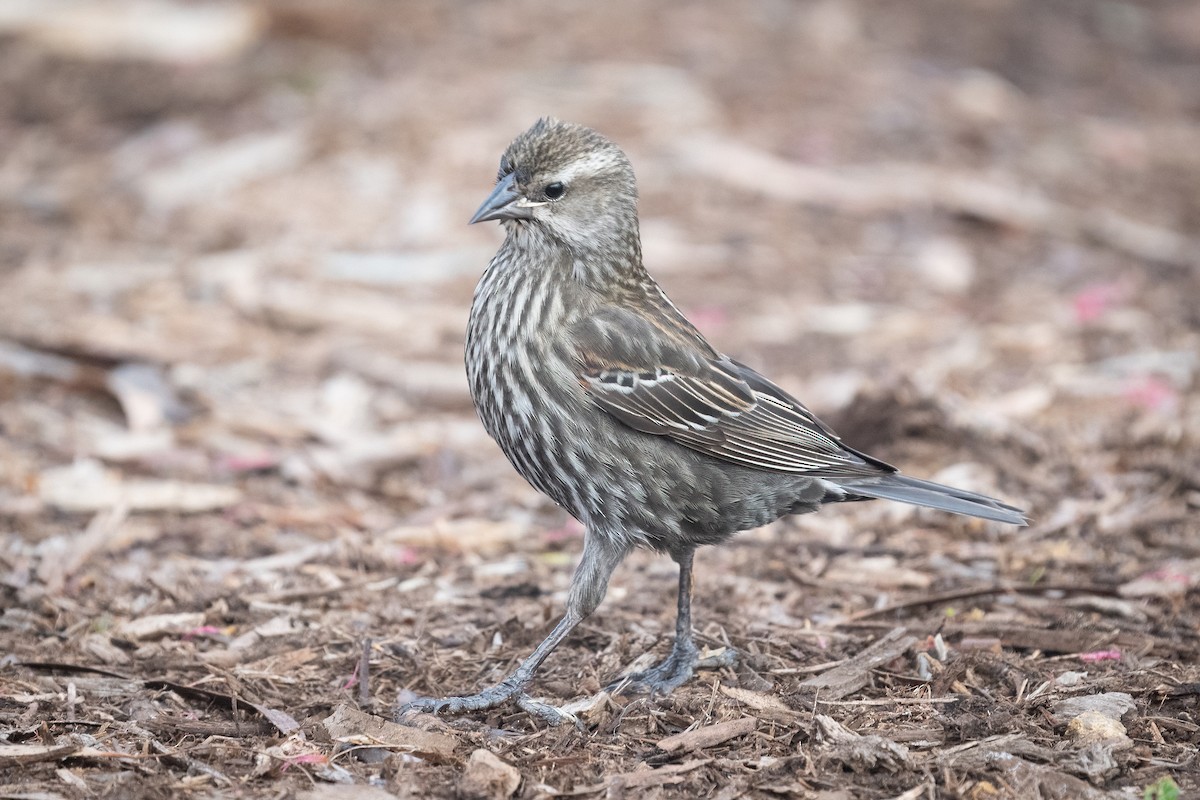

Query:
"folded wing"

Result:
[[572, 309, 891, 479]]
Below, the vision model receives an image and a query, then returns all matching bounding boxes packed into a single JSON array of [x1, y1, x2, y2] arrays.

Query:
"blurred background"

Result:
[[1, 0, 1197, 796]]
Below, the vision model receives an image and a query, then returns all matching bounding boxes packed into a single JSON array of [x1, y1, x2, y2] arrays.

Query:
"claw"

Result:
[[396, 696, 446, 718], [696, 646, 738, 671], [515, 693, 582, 728], [608, 644, 738, 696], [397, 689, 581, 728]]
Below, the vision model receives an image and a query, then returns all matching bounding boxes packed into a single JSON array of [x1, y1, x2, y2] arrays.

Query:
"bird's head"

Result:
[[470, 118, 640, 260]]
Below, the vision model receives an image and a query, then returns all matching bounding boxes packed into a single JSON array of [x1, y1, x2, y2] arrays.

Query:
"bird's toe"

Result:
[[608, 645, 738, 696]]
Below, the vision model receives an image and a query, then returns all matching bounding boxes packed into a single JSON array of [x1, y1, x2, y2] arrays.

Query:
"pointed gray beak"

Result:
[[469, 172, 531, 224]]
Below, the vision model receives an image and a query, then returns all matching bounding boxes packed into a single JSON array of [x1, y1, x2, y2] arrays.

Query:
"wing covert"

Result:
[[573, 310, 890, 477]]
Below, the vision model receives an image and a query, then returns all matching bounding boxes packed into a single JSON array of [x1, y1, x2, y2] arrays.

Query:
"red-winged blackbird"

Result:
[[403, 118, 1025, 725]]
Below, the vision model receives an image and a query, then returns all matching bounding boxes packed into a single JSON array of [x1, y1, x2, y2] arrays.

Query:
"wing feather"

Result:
[[573, 310, 892, 477]]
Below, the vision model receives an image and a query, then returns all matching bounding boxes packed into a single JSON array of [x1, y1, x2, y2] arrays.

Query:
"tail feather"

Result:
[[840, 474, 1027, 526]]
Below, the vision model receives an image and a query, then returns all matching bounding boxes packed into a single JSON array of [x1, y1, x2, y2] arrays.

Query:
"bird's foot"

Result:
[[514, 693, 580, 728], [398, 682, 578, 728], [398, 677, 521, 718], [607, 640, 738, 696]]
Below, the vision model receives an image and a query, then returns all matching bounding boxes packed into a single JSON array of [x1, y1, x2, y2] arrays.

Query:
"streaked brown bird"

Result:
[[403, 118, 1025, 724]]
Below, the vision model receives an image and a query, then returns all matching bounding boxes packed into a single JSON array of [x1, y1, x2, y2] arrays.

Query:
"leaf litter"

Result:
[[0, 1, 1198, 798]]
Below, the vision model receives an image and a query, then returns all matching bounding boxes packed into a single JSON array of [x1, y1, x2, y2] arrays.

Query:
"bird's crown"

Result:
[[500, 118, 634, 191]]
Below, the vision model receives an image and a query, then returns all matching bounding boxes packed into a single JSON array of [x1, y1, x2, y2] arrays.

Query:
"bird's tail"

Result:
[[840, 474, 1027, 526]]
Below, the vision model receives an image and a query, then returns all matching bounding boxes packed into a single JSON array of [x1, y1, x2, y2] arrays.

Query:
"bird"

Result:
[[401, 118, 1026, 725]]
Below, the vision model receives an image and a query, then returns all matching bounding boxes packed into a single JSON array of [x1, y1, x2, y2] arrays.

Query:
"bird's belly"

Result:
[[484, 398, 807, 549], [468, 341, 593, 517], [467, 334, 812, 550]]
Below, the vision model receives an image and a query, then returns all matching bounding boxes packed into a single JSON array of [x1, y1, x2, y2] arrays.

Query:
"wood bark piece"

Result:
[[718, 685, 799, 720], [815, 715, 912, 771], [656, 716, 757, 753], [0, 743, 81, 765], [944, 622, 1156, 657], [458, 749, 521, 800], [800, 627, 916, 700], [320, 705, 459, 762], [606, 759, 710, 792]]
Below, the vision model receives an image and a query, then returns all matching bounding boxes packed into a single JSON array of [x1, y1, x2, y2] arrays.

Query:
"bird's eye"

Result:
[[544, 182, 566, 200]]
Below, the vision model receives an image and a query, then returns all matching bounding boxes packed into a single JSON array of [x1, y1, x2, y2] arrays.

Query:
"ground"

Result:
[[0, 1, 1198, 798]]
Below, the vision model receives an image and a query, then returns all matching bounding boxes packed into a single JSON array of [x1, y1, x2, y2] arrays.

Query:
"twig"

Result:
[[359, 637, 372, 708], [799, 627, 917, 700], [149, 740, 231, 786], [840, 583, 1121, 623], [656, 716, 756, 753], [815, 697, 960, 707]]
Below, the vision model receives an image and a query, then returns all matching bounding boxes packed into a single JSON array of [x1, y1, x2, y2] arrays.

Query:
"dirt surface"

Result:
[[1, 1, 1198, 798]]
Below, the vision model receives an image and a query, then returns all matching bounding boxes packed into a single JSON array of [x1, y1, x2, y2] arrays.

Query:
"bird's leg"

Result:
[[400, 529, 629, 725], [609, 549, 736, 695], [401, 613, 580, 722]]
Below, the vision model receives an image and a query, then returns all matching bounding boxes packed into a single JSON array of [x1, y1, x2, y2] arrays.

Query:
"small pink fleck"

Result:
[[393, 546, 422, 566], [1123, 375, 1178, 412], [1079, 649, 1121, 663], [1142, 568, 1192, 585], [1072, 283, 1122, 323], [218, 452, 280, 473], [281, 753, 327, 770], [543, 519, 584, 543], [293, 753, 326, 764], [182, 625, 224, 641], [685, 305, 730, 334]]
